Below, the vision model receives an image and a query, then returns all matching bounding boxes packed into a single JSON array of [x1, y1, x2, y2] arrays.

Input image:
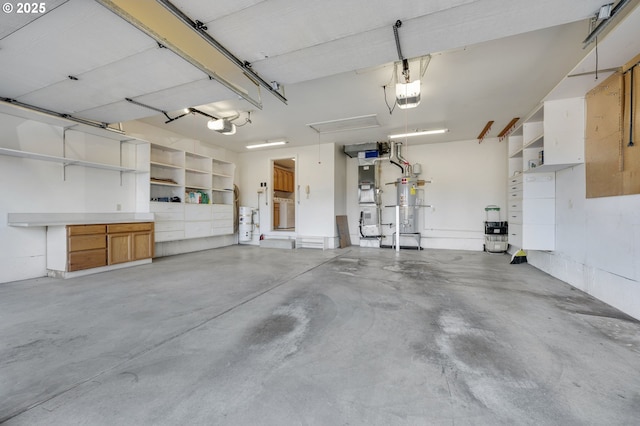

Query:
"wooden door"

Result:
[[132, 231, 154, 260], [108, 233, 132, 264]]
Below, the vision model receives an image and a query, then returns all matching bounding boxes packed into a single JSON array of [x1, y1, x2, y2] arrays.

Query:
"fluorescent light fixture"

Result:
[[389, 129, 448, 139], [396, 80, 421, 109], [246, 140, 288, 149]]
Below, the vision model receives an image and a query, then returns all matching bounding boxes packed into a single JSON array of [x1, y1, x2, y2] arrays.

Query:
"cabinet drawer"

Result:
[[153, 210, 184, 221], [507, 211, 522, 224], [107, 222, 153, 233], [68, 234, 106, 252], [151, 202, 183, 213], [508, 190, 523, 200], [68, 224, 106, 236], [508, 199, 522, 212], [212, 225, 233, 235], [68, 249, 107, 271], [185, 221, 213, 238], [508, 224, 522, 248], [508, 174, 523, 185], [185, 204, 213, 221], [151, 202, 184, 221], [508, 182, 523, 194], [212, 204, 233, 219], [155, 221, 184, 232], [155, 230, 185, 242]]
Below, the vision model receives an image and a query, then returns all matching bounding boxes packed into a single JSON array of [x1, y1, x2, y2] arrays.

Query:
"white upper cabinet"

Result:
[[543, 97, 585, 168]]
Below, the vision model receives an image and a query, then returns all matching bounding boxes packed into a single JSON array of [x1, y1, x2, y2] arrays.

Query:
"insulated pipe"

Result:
[[389, 141, 405, 173], [395, 141, 412, 176]]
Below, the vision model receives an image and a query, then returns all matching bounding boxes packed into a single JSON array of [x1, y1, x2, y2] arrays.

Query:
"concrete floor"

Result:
[[1, 246, 640, 425]]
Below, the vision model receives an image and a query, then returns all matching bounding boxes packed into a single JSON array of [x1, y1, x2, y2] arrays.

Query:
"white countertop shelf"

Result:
[[8, 212, 154, 227]]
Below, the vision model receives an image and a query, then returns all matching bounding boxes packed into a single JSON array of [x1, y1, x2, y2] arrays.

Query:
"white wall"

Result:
[[528, 164, 640, 320], [0, 113, 143, 283], [237, 143, 339, 246], [346, 137, 508, 250]]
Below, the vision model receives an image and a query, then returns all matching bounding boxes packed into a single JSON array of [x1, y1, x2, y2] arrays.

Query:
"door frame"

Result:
[[270, 156, 297, 233]]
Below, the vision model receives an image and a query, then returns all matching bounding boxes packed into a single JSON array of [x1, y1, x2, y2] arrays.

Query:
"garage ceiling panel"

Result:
[[73, 100, 154, 124], [76, 78, 237, 123], [168, 0, 267, 23], [204, 0, 478, 64], [133, 79, 238, 112], [17, 48, 206, 114], [0, 0, 155, 98], [0, 0, 68, 39]]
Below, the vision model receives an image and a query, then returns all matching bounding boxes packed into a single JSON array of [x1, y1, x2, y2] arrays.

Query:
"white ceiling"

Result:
[[0, 0, 639, 152]]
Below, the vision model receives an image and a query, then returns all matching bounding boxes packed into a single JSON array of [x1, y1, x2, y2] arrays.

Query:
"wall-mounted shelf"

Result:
[[0, 147, 138, 173]]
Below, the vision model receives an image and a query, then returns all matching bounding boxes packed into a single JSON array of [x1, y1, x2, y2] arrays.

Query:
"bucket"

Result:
[[485, 205, 500, 222]]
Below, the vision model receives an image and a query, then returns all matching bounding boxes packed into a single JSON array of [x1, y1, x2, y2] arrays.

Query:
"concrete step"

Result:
[[259, 238, 295, 249]]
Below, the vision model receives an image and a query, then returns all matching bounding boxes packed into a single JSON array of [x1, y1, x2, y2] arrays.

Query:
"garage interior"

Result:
[[1, 1, 640, 424]]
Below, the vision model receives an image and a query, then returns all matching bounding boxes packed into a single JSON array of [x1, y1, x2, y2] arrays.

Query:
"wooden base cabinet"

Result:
[[67, 225, 107, 272], [107, 223, 155, 265], [66, 222, 154, 272]]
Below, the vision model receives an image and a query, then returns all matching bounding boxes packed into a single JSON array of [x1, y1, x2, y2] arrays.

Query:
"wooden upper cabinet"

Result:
[[274, 167, 294, 193]]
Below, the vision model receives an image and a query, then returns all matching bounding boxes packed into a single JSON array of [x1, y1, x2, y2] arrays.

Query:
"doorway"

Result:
[[272, 158, 296, 232]]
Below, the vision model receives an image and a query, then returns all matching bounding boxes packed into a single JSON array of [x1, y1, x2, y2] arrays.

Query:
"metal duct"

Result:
[[389, 141, 411, 174]]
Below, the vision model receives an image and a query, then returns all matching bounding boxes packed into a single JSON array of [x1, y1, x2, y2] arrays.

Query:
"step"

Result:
[[259, 238, 295, 249]]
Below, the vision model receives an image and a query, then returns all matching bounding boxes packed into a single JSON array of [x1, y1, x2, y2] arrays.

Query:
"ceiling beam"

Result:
[[97, 0, 287, 109]]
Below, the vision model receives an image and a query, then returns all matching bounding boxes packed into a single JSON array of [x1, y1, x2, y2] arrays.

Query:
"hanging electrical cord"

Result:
[[234, 111, 252, 127], [595, 36, 599, 80], [629, 64, 635, 147], [383, 84, 397, 115]]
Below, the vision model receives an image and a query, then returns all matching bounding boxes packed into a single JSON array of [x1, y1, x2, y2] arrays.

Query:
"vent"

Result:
[[307, 114, 379, 134], [343, 141, 389, 158]]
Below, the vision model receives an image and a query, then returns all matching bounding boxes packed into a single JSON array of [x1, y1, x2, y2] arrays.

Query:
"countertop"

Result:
[[7, 212, 155, 227]]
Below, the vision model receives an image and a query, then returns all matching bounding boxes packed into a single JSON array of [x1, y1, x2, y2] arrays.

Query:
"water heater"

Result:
[[396, 176, 419, 233]]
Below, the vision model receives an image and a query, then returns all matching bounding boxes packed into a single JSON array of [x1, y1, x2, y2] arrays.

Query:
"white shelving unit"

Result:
[[149, 143, 235, 242], [212, 159, 235, 205], [506, 97, 585, 252]]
